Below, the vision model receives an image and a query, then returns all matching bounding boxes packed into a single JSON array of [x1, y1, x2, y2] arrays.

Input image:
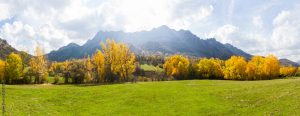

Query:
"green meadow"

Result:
[[1, 77, 300, 115]]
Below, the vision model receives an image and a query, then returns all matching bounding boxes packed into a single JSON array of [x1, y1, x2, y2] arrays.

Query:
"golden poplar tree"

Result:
[[280, 66, 297, 77], [117, 44, 136, 81], [163, 55, 190, 80], [101, 39, 118, 82], [84, 56, 93, 82], [92, 50, 105, 83], [29, 45, 48, 84], [263, 54, 280, 79], [5, 53, 23, 84], [0, 59, 6, 82], [246, 56, 265, 80], [101, 39, 136, 82], [196, 58, 223, 79], [223, 56, 247, 80]]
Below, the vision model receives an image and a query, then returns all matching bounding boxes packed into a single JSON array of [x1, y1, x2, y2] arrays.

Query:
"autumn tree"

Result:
[[92, 50, 105, 83], [280, 66, 297, 77], [29, 45, 48, 84], [223, 56, 247, 80], [68, 60, 85, 84], [0, 60, 5, 83], [297, 67, 300, 76], [245, 56, 265, 80], [83, 56, 93, 83], [263, 54, 280, 79], [61, 60, 71, 84], [196, 58, 223, 79], [101, 39, 136, 82], [5, 53, 23, 84], [101, 39, 118, 82], [163, 55, 190, 80], [117, 44, 136, 81]]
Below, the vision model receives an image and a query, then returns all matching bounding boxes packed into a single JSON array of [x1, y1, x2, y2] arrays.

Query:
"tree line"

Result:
[[0, 39, 300, 84], [163, 55, 300, 80]]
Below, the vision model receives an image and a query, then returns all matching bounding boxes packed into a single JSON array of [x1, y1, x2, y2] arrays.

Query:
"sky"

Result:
[[0, 0, 300, 62]]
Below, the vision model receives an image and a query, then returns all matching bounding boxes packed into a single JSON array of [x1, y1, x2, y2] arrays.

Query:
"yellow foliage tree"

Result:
[[101, 39, 136, 82], [92, 50, 105, 83], [196, 58, 224, 79], [61, 60, 71, 83], [280, 66, 297, 77], [0, 59, 6, 82], [5, 53, 23, 84], [29, 45, 48, 84], [297, 67, 300, 76], [263, 54, 280, 79], [83, 56, 93, 82], [246, 56, 265, 80], [163, 55, 190, 80], [223, 56, 247, 80], [117, 44, 136, 81]]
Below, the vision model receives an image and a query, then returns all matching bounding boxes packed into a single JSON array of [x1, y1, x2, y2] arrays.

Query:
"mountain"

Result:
[[279, 59, 299, 67], [0, 38, 31, 62], [0, 38, 20, 60], [47, 25, 252, 61]]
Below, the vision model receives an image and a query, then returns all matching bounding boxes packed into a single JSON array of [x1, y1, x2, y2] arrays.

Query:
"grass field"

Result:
[[140, 64, 164, 72], [1, 77, 300, 115]]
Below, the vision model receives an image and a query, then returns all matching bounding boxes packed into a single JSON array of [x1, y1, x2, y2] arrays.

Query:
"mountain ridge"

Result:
[[0, 38, 32, 63], [0, 38, 20, 59], [47, 25, 252, 61]]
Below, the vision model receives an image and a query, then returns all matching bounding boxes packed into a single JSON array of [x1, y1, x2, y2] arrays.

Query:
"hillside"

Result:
[[47, 26, 252, 61], [0, 38, 19, 60], [0, 38, 31, 63], [3, 78, 300, 115], [280, 59, 299, 67]]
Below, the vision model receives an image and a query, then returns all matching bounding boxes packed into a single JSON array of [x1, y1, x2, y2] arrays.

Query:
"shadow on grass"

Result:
[[55, 81, 139, 87]]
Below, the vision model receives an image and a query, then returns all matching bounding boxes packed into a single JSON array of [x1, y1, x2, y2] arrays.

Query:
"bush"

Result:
[[53, 76, 60, 84]]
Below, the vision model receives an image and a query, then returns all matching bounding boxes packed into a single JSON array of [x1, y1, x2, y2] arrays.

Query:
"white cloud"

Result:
[[171, 5, 214, 30], [267, 10, 300, 61], [207, 24, 238, 44], [0, 0, 215, 55], [273, 11, 291, 26], [1, 0, 300, 62], [0, 3, 11, 21], [0, 21, 71, 54]]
